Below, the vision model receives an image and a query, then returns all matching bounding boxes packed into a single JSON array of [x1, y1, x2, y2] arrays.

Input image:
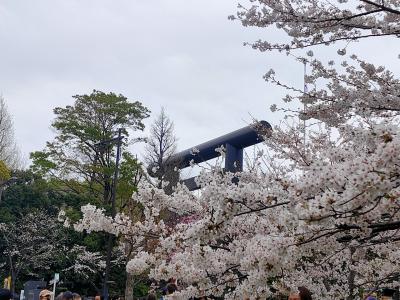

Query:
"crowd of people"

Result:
[[133, 283, 396, 299], [41, 290, 81, 300], [139, 280, 312, 299], [1, 284, 396, 299]]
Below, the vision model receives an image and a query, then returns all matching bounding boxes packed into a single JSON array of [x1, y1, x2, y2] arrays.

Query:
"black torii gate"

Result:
[[160, 120, 272, 191]]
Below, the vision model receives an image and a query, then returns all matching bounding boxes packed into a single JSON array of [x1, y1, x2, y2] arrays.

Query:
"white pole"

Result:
[[51, 274, 59, 300], [51, 281, 56, 300]]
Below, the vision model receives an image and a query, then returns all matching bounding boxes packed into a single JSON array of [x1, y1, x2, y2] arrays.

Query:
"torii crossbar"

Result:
[[166, 120, 272, 191]]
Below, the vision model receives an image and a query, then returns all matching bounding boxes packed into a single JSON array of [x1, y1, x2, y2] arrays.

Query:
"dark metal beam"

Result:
[[150, 121, 272, 191], [166, 121, 271, 170]]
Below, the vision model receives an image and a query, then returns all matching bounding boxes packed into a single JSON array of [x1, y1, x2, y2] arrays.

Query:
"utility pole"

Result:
[[95, 128, 123, 300]]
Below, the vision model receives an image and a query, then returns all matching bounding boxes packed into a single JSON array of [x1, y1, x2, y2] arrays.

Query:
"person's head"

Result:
[[39, 290, 52, 300], [382, 289, 395, 298], [0, 289, 12, 300], [288, 293, 300, 300], [146, 294, 156, 300], [61, 291, 74, 300], [166, 283, 177, 295], [298, 287, 312, 300], [289, 287, 312, 300], [168, 278, 177, 285], [72, 293, 81, 300], [55, 293, 64, 300]]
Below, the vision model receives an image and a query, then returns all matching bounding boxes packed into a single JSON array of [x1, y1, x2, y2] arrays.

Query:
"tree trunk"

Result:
[[0, 186, 3, 204], [124, 272, 134, 300], [347, 247, 356, 300], [346, 269, 355, 300], [10, 268, 16, 295]]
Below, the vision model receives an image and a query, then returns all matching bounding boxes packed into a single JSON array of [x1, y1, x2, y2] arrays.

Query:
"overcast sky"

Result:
[[1, 0, 399, 164]]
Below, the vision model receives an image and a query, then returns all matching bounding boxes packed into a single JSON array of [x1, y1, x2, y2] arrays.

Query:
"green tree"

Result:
[[30, 90, 150, 299], [30, 90, 150, 205]]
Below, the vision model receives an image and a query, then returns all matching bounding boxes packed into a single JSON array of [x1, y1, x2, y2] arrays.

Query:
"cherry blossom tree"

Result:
[[73, 1, 400, 299], [0, 211, 64, 294], [63, 245, 106, 281]]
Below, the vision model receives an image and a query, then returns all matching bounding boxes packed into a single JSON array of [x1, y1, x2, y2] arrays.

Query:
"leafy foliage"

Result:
[[0, 161, 10, 181], [30, 90, 150, 205]]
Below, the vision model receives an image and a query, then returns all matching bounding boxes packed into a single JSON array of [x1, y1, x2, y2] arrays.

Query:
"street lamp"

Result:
[[94, 128, 124, 300]]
